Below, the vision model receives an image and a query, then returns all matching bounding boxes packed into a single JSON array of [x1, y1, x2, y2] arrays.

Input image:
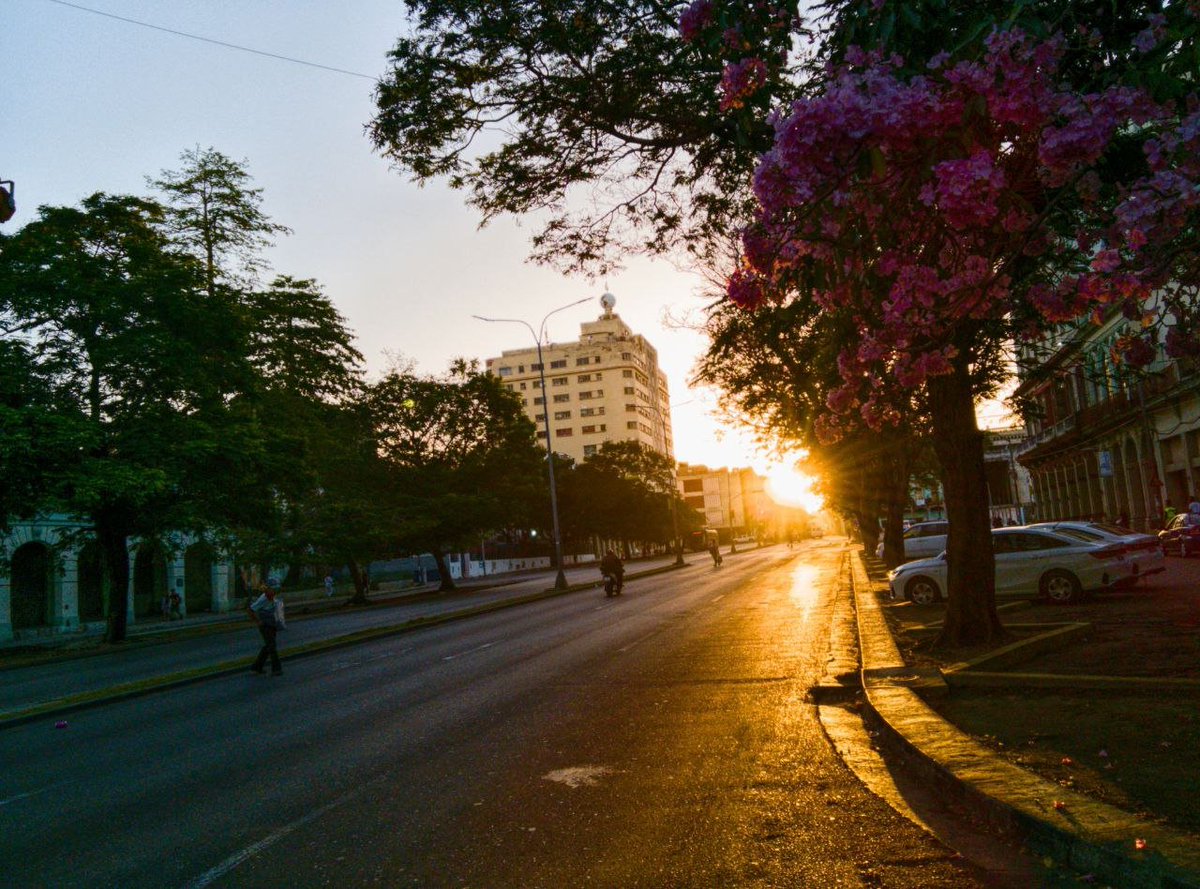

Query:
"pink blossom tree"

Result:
[[703, 6, 1200, 644]]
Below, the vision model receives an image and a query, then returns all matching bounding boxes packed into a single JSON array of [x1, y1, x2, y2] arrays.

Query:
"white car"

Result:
[[1026, 521, 1165, 587], [887, 526, 1129, 605], [875, 520, 949, 561]]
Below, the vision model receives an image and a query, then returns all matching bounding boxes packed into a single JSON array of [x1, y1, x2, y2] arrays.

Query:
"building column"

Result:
[[55, 549, 79, 630]]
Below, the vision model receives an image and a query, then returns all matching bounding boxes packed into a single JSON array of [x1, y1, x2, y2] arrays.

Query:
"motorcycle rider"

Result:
[[599, 549, 624, 592]]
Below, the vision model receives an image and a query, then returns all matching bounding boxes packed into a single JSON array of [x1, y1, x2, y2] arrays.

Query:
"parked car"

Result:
[[1158, 513, 1200, 557], [887, 526, 1129, 605], [1027, 520, 1165, 586], [875, 520, 949, 562]]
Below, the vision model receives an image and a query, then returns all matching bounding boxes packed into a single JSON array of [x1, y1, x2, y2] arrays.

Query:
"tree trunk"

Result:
[[346, 558, 370, 605], [431, 548, 456, 592], [881, 444, 911, 568], [98, 518, 130, 643], [928, 362, 1005, 648]]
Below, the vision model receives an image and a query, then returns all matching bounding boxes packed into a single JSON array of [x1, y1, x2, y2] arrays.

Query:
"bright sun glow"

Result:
[[765, 466, 825, 513]]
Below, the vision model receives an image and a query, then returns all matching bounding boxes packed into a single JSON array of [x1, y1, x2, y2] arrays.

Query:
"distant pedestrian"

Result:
[[324, 574, 334, 598], [708, 542, 723, 567], [247, 579, 286, 676], [168, 591, 182, 620], [1187, 503, 1200, 528]]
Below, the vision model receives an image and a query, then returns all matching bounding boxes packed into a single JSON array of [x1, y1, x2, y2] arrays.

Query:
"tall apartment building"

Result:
[[484, 296, 674, 465]]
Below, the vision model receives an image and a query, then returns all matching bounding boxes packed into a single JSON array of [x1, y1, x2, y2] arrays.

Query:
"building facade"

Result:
[[0, 515, 236, 643], [484, 297, 674, 464], [1014, 302, 1200, 533]]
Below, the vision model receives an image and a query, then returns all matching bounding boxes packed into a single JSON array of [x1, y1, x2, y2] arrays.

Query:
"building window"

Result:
[[552, 377, 568, 386], [594, 389, 603, 397], [519, 382, 527, 390], [576, 357, 591, 366], [498, 366, 513, 376], [627, 421, 638, 429], [533, 397, 545, 405], [577, 374, 592, 383], [621, 352, 632, 360], [624, 386, 635, 395], [622, 369, 633, 378], [553, 393, 570, 403], [556, 428, 573, 437], [579, 407, 595, 417], [579, 391, 593, 400], [683, 479, 704, 493], [550, 359, 567, 369], [625, 404, 637, 412], [531, 363, 543, 371], [537, 430, 548, 439], [582, 424, 596, 434], [535, 413, 546, 422], [518, 365, 525, 373], [595, 406, 605, 415], [554, 410, 571, 420], [583, 444, 598, 457], [594, 372, 602, 380], [686, 495, 705, 509], [532, 380, 542, 389]]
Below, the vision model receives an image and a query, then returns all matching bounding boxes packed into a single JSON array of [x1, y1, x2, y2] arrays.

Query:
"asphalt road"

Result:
[[1, 541, 996, 887]]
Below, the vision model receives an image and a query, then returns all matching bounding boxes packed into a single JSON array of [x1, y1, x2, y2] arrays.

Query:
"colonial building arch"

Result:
[[76, 540, 105, 622], [132, 540, 169, 618], [10, 542, 54, 630], [184, 542, 216, 614]]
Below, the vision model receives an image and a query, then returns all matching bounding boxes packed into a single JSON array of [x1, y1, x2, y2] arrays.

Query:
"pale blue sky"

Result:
[[5, 0, 784, 468]]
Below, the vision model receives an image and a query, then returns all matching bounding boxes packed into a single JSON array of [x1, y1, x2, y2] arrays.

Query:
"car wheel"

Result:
[[905, 575, 942, 605], [1041, 569, 1082, 604]]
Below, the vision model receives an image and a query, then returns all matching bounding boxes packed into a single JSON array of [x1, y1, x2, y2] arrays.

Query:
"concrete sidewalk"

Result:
[[846, 547, 1200, 889]]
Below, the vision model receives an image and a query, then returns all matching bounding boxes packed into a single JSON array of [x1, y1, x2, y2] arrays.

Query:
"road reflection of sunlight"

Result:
[[789, 563, 823, 622]]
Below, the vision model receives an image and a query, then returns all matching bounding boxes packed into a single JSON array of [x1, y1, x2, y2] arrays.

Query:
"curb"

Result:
[[0, 561, 689, 730], [850, 548, 1200, 888]]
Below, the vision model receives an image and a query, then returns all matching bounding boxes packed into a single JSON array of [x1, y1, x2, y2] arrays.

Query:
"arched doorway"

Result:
[[11, 542, 53, 630], [133, 542, 168, 617], [77, 541, 105, 621], [184, 543, 215, 613]]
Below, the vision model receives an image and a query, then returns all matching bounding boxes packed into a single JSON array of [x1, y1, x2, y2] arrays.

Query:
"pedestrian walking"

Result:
[[247, 579, 286, 676], [168, 590, 182, 620], [324, 574, 334, 598]]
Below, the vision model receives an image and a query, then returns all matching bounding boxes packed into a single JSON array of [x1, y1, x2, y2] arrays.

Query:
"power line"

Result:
[[43, 0, 377, 81]]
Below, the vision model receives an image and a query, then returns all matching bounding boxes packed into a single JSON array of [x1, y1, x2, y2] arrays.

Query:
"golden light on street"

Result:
[[765, 465, 825, 513]]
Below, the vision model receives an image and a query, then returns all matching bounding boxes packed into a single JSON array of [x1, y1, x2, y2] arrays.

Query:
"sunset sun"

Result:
[[765, 466, 825, 513]]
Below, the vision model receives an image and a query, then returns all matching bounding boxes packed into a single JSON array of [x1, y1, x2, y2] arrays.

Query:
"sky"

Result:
[[4, 0, 791, 472]]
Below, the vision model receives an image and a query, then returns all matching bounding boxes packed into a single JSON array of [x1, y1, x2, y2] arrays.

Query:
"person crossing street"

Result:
[[247, 579, 286, 676]]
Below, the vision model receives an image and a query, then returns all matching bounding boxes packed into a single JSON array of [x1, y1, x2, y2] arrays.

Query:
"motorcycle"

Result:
[[602, 571, 624, 597]]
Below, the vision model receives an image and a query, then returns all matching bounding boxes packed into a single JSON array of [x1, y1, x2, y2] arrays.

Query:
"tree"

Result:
[[245, 275, 364, 402], [370, 0, 804, 273], [367, 360, 545, 591], [149, 146, 290, 301], [0, 193, 263, 641], [561, 440, 686, 555], [718, 5, 1200, 644]]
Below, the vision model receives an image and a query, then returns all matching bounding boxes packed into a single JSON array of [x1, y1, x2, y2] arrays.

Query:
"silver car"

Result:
[[887, 526, 1130, 605], [875, 520, 949, 562], [1026, 521, 1165, 587]]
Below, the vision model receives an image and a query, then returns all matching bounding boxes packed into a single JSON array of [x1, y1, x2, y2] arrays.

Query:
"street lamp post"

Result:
[[474, 296, 590, 590]]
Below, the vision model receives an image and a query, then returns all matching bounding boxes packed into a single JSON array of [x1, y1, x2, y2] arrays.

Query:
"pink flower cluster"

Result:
[[723, 24, 1200, 429], [679, 0, 713, 44], [719, 56, 768, 110]]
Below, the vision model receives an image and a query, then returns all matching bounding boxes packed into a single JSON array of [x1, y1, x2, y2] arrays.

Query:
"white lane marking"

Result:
[[184, 791, 355, 888], [0, 784, 57, 807], [542, 765, 614, 788], [442, 642, 495, 661]]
